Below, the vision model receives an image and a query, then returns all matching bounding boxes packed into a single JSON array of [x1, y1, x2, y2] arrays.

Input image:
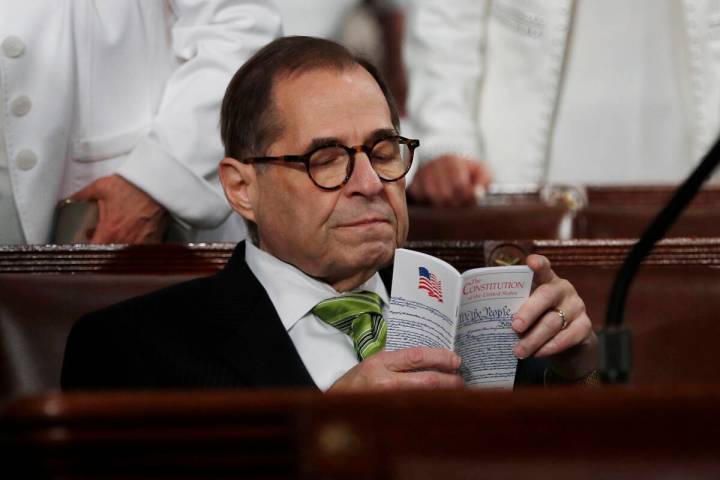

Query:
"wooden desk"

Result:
[[408, 185, 720, 240], [408, 203, 571, 240], [3, 388, 719, 479], [576, 185, 720, 238]]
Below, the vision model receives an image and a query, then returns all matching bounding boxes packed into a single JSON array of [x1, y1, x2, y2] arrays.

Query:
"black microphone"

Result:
[[598, 134, 720, 383]]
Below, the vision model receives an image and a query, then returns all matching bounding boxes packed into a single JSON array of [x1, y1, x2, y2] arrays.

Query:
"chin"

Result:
[[317, 239, 395, 289], [353, 240, 395, 269], [328, 226, 397, 271]]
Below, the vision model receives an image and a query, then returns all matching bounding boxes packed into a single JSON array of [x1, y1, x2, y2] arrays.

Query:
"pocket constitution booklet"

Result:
[[386, 248, 533, 388]]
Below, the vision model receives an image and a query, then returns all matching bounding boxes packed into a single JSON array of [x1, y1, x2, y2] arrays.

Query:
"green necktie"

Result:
[[312, 291, 387, 360]]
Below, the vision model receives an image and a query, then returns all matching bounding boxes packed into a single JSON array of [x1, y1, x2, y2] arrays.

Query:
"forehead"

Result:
[[271, 66, 393, 147]]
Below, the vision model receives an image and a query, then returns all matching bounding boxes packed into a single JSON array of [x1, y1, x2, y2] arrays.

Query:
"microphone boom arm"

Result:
[[600, 135, 720, 383]]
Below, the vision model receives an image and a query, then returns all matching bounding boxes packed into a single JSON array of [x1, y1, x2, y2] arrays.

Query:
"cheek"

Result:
[[258, 180, 339, 244], [387, 186, 409, 244]]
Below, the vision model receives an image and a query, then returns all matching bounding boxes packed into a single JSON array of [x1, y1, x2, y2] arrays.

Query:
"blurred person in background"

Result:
[[275, 0, 408, 114], [404, 0, 720, 207], [0, 0, 280, 245]]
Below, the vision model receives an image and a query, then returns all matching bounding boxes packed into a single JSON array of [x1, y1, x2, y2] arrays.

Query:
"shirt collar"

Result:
[[244, 241, 390, 332]]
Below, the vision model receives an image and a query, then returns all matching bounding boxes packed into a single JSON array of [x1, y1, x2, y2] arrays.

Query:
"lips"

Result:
[[339, 217, 390, 228], [332, 201, 396, 229]]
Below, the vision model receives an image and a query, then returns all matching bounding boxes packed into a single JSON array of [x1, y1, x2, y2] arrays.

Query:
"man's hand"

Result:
[[71, 174, 168, 244], [408, 155, 492, 207], [328, 347, 464, 392], [512, 255, 597, 380]]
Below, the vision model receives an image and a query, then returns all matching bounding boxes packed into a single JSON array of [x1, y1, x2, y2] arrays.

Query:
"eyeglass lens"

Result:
[[308, 138, 412, 189]]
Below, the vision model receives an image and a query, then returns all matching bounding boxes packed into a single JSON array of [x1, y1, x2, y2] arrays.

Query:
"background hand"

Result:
[[512, 254, 598, 379], [71, 174, 168, 244], [408, 155, 491, 207], [328, 347, 464, 392]]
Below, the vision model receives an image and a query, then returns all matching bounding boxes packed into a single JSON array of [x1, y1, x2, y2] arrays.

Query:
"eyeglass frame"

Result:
[[239, 135, 420, 191]]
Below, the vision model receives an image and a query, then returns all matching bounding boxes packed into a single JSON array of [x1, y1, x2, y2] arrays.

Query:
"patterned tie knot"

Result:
[[312, 291, 386, 360]]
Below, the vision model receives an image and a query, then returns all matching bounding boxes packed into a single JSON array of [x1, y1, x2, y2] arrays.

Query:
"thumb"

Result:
[[526, 254, 555, 285], [468, 161, 492, 187], [69, 180, 102, 202]]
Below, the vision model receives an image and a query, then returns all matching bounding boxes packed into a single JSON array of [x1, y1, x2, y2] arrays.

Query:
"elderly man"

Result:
[[62, 37, 596, 391]]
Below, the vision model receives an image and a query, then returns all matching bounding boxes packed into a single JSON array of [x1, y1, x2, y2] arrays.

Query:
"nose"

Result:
[[345, 150, 384, 196]]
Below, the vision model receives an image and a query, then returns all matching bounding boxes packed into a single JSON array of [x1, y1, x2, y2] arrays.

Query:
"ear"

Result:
[[219, 157, 258, 223]]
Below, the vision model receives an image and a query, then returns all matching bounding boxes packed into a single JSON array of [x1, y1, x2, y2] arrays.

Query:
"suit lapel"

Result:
[[206, 244, 395, 389], [209, 242, 317, 389]]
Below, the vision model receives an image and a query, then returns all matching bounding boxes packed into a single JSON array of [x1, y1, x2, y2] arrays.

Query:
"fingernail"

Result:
[[512, 316, 523, 330], [453, 354, 462, 369], [513, 345, 526, 359]]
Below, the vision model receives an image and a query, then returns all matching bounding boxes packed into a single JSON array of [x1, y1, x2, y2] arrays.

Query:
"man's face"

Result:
[[252, 66, 408, 290]]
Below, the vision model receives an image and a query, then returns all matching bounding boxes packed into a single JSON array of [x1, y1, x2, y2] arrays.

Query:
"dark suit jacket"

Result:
[[61, 242, 546, 390]]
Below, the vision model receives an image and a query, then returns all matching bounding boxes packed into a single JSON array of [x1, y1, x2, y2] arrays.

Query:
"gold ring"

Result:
[[554, 308, 568, 330]]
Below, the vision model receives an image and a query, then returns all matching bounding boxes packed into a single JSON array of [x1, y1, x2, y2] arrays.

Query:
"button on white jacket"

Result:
[[0, 0, 281, 244]]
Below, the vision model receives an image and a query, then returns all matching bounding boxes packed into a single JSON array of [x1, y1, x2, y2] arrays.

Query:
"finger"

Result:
[[468, 161, 492, 188], [424, 157, 474, 207], [383, 347, 461, 373], [534, 313, 593, 357], [89, 227, 114, 244], [450, 159, 480, 205], [429, 163, 460, 206], [526, 254, 556, 285], [514, 294, 585, 358], [446, 159, 475, 204], [421, 167, 444, 203], [407, 179, 422, 200], [70, 182, 102, 202], [512, 281, 568, 333], [390, 370, 465, 390], [514, 306, 572, 359], [88, 200, 115, 244], [408, 165, 435, 202]]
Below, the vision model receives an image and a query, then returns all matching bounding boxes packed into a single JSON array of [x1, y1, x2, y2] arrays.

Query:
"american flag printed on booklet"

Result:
[[418, 266, 443, 302]]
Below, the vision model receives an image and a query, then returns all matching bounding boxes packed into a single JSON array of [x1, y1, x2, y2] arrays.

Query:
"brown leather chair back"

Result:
[[0, 244, 229, 401], [0, 274, 197, 400]]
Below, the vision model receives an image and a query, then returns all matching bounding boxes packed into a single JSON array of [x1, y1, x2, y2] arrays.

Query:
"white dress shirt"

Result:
[[244, 241, 390, 392]]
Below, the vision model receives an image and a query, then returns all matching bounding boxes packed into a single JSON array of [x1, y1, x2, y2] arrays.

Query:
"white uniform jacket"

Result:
[[0, 0, 281, 244], [405, 0, 720, 184]]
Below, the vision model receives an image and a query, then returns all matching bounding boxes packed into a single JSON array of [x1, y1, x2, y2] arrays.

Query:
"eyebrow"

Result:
[[303, 128, 398, 153]]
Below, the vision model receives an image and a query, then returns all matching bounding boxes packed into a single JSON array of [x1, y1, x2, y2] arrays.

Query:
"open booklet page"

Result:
[[457, 266, 533, 388], [386, 249, 533, 389], [386, 249, 462, 351]]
